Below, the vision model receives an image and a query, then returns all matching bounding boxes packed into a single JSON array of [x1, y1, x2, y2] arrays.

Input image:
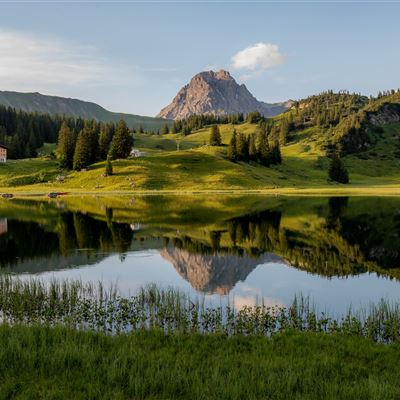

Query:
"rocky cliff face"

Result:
[[367, 104, 400, 125], [157, 70, 289, 120], [160, 246, 284, 294]]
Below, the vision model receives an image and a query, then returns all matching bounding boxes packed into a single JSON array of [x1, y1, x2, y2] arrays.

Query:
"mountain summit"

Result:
[[157, 69, 290, 120]]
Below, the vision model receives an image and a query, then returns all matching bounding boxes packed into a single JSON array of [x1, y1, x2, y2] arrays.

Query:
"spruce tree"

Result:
[[248, 134, 257, 162], [109, 120, 133, 160], [328, 154, 349, 183], [99, 123, 114, 160], [279, 119, 289, 146], [105, 156, 113, 176], [209, 125, 222, 146], [73, 128, 92, 170], [270, 141, 282, 165], [237, 132, 249, 161], [257, 130, 271, 166], [227, 129, 238, 161], [57, 121, 76, 169]]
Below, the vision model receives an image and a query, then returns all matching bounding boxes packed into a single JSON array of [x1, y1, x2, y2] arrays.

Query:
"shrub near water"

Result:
[[0, 277, 400, 342]]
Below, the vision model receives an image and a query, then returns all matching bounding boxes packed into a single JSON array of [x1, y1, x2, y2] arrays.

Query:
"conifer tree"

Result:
[[87, 120, 100, 164], [227, 129, 238, 161], [329, 154, 349, 183], [57, 121, 76, 169], [257, 130, 271, 166], [248, 134, 257, 162], [209, 125, 222, 146], [237, 132, 249, 161], [99, 123, 115, 160], [73, 128, 92, 170], [109, 120, 133, 160], [279, 119, 289, 146], [105, 156, 113, 176], [270, 141, 282, 165]]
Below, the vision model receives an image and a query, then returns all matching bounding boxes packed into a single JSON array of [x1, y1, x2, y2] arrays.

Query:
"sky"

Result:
[[0, 1, 399, 116]]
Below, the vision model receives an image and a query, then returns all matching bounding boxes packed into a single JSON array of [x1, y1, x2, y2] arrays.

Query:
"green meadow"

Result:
[[1, 325, 399, 400], [1, 122, 400, 195]]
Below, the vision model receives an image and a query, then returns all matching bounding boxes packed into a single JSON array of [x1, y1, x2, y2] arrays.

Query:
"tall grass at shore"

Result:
[[0, 276, 399, 342]]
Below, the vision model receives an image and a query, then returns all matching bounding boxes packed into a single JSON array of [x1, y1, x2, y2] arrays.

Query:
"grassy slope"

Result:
[[0, 325, 399, 400], [1, 122, 400, 194]]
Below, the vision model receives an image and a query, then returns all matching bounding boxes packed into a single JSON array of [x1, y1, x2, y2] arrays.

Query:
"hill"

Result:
[[157, 70, 290, 120], [1, 90, 400, 195], [0, 90, 171, 131]]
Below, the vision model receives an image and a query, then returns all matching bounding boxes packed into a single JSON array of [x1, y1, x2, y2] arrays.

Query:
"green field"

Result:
[[1, 122, 400, 195], [0, 325, 399, 399]]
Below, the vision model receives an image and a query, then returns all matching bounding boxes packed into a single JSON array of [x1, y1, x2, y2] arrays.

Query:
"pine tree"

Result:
[[105, 156, 113, 176], [73, 128, 92, 170], [248, 134, 257, 162], [328, 154, 349, 183], [88, 120, 100, 164], [257, 129, 271, 166], [209, 125, 222, 146], [227, 129, 238, 161], [57, 121, 76, 169], [237, 132, 249, 161], [99, 123, 115, 160], [279, 119, 289, 146], [270, 141, 282, 165], [109, 120, 133, 160]]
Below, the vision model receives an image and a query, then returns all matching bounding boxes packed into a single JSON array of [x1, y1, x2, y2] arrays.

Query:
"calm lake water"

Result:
[[1, 195, 399, 315]]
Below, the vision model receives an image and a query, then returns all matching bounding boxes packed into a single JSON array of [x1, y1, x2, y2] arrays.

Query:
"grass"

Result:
[[1, 277, 400, 342], [1, 123, 400, 195], [1, 325, 400, 399]]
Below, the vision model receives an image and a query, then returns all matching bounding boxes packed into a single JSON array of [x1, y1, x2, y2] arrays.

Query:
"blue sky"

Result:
[[0, 2, 399, 116]]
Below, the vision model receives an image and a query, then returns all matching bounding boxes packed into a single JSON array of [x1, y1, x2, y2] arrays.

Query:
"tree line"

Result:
[[228, 128, 282, 166], [57, 119, 133, 170], [0, 105, 66, 159]]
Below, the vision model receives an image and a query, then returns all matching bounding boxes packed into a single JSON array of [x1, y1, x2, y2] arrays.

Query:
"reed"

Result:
[[0, 276, 399, 342]]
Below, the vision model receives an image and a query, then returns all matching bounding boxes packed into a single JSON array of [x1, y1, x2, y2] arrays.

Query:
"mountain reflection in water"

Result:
[[0, 196, 399, 298]]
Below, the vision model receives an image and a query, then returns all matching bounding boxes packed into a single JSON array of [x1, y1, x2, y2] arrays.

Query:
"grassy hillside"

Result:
[[1, 117, 400, 194], [0, 90, 171, 131]]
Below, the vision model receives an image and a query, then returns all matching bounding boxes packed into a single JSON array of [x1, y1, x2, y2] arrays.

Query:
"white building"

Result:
[[0, 144, 7, 163]]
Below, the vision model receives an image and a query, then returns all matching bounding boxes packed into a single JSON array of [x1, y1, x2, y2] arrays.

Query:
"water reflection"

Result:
[[0, 195, 399, 312]]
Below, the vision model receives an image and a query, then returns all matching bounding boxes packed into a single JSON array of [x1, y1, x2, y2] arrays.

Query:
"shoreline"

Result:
[[1, 185, 400, 197]]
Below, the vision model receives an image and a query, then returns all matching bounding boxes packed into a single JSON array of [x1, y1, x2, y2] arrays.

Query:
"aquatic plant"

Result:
[[0, 276, 399, 342]]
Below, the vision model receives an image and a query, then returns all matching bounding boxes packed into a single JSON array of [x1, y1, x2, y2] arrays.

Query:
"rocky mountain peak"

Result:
[[157, 69, 289, 120]]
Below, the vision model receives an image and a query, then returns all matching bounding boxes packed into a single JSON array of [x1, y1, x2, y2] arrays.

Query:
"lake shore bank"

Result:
[[2, 184, 400, 197]]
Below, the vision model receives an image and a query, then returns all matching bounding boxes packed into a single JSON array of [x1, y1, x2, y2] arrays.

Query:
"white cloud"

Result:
[[0, 30, 139, 92], [231, 42, 284, 75]]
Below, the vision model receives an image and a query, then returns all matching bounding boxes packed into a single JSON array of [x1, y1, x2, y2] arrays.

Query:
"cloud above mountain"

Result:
[[231, 42, 284, 80]]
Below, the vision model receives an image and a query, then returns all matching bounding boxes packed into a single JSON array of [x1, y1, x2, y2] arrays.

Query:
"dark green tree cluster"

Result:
[[289, 91, 368, 131], [57, 119, 133, 170], [171, 113, 245, 135], [209, 125, 222, 146], [0, 105, 73, 159], [227, 128, 281, 166], [328, 154, 349, 184], [246, 111, 264, 124]]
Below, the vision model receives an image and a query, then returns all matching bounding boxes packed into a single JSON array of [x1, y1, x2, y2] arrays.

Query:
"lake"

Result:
[[1, 195, 399, 315]]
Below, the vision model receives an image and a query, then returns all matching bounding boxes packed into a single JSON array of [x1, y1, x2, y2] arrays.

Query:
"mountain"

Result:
[[0, 90, 171, 131], [160, 246, 283, 294], [157, 70, 291, 120]]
